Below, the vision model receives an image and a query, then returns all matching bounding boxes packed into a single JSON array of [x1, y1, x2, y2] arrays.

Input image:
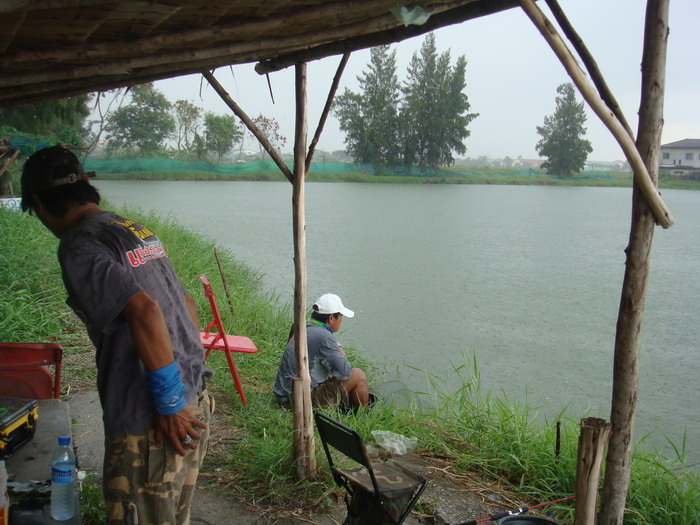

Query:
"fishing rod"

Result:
[[453, 495, 576, 525]]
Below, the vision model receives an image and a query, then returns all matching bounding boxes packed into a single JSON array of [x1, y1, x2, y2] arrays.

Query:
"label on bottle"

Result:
[[52, 467, 73, 484]]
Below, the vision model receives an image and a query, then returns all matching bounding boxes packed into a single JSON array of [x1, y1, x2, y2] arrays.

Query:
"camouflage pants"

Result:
[[103, 390, 213, 525]]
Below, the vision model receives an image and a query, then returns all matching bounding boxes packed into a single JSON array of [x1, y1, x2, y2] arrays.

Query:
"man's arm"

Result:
[[320, 339, 353, 381], [184, 293, 200, 331], [122, 290, 174, 369], [122, 291, 206, 455]]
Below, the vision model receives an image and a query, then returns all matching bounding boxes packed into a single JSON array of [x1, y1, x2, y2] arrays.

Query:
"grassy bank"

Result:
[[87, 166, 700, 190], [1, 206, 698, 524]]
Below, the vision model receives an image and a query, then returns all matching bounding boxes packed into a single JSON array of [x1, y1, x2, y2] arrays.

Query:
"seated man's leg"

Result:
[[342, 368, 369, 408]]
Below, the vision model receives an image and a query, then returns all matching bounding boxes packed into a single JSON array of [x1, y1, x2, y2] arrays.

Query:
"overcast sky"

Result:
[[153, 0, 699, 162]]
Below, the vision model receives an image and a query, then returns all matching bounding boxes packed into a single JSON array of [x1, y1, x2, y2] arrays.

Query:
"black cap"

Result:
[[21, 146, 95, 212]]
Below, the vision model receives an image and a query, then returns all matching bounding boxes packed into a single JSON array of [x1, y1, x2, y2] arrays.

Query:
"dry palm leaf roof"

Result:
[[0, 0, 520, 108]]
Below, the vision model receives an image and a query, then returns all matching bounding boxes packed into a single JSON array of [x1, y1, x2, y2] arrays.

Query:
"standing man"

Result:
[[273, 293, 369, 409], [21, 146, 213, 524]]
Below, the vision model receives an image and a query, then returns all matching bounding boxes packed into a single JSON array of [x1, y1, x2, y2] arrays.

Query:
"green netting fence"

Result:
[[83, 157, 459, 177], [83, 157, 615, 180]]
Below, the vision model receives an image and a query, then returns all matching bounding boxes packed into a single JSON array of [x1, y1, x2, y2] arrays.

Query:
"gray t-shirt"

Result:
[[58, 210, 212, 436], [272, 321, 352, 400]]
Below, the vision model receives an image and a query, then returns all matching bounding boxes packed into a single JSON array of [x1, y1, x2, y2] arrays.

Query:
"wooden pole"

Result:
[[599, 1, 669, 522], [214, 248, 236, 324], [574, 417, 612, 525], [291, 62, 316, 480], [305, 53, 350, 173], [0, 149, 19, 195], [543, 0, 634, 139], [201, 70, 294, 182], [518, 0, 673, 229]]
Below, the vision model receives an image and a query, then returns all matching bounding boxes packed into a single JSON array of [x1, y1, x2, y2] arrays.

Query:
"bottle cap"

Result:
[[58, 435, 71, 446]]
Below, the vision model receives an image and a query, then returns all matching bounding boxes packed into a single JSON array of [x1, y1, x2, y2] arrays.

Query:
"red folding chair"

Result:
[[199, 273, 257, 405], [0, 342, 63, 399]]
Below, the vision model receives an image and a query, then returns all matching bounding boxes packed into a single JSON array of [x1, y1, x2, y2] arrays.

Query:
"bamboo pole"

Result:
[[574, 417, 612, 525], [201, 70, 293, 182], [291, 62, 316, 479], [599, 1, 669, 522], [305, 53, 350, 172], [518, 0, 673, 229]]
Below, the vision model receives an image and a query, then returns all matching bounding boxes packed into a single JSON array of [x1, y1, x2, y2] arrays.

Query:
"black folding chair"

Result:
[[314, 411, 427, 525]]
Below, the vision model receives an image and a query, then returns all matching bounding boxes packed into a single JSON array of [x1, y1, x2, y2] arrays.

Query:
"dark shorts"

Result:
[[311, 379, 350, 409], [276, 379, 349, 410]]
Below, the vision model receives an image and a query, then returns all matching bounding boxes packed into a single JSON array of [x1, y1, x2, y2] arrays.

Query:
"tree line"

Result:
[[0, 84, 286, 164]]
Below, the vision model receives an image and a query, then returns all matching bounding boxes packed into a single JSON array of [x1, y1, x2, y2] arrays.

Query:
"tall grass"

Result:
[[1, 205, 697, 524]]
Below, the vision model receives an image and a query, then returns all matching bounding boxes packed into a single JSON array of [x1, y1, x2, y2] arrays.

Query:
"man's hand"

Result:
[[154, 404, 207, 456]]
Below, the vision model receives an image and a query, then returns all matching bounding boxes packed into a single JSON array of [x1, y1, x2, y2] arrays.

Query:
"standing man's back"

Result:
[[21, 145, 213, 524]]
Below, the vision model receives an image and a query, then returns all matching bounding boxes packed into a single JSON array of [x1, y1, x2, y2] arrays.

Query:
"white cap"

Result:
[[313, 293, 354, 318]]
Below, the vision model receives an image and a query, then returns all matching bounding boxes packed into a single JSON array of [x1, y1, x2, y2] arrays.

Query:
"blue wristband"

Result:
[[146, 361, 187, 415]]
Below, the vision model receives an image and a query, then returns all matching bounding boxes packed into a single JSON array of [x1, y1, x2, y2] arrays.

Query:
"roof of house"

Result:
[[660, 139, 700, 149], [0, 0, 519, 108]]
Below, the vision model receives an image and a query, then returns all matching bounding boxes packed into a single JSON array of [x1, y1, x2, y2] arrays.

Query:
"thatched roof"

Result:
[[0, 0, 520, 108]]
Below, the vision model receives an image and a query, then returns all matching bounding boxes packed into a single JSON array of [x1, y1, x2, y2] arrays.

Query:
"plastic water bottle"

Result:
[[50, 435, 75, 521], [0, 460, 9, 525]]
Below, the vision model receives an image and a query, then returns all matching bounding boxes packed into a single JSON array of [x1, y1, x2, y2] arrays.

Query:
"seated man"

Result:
[[273, 293, 369, 409]]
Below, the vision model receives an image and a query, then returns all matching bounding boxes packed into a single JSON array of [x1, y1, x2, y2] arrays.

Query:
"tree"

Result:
[[0, 95, 91, 141], [536, 83, 592, 176], [334, 45, 401, 165], [192, 132, 207, 162], [85, 88, 129, 158], [249, 114, 287, 160], [399, 34, 478, 168], [173, 100, 202, 155], [105, 83, 175, 156], [204, 112, 242, 162]]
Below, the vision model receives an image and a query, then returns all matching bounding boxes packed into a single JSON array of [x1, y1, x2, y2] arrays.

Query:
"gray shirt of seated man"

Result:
[[273, 321, 352, 401]]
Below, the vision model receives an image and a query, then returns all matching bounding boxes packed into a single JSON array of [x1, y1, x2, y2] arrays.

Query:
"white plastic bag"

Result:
[[371, 430, 417, 455]]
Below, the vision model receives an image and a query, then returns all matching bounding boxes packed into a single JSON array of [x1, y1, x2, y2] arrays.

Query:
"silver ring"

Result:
[[182, 435, 193, 445]]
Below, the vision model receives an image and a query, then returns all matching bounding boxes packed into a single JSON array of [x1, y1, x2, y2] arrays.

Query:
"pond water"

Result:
[[96, 180, 700, 468]]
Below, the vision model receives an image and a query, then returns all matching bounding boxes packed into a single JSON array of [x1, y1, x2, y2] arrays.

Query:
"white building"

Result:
[[659, 138, 700, 178]]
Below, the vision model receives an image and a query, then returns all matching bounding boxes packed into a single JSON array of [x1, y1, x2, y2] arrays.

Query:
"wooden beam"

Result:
[[0, 1, 523, 108], [599, 1, 669, 522], [0, 0, 110, 13], [256, 0, 519, 74], [201, 70, 293, 183], [306, 53, 350, 172], [543, 0, 634, 138], [0, 5, 428, 91], [291, 62, 315, 479], [0, 0, 416, 69], [518, 0, 673, 229]]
